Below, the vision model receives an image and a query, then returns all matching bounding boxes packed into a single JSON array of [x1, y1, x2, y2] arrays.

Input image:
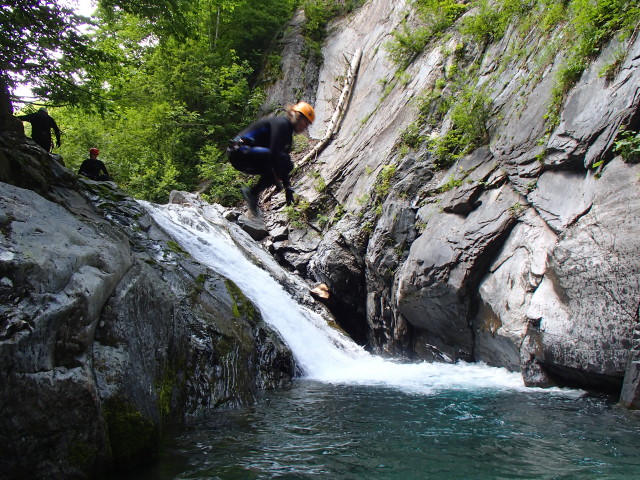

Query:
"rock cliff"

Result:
[[260, 0, 640, 404], [0, 133, 294, 478]]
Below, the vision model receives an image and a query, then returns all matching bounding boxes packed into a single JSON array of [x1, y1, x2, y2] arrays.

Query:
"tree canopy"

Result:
[[0, 0, 110, 111]]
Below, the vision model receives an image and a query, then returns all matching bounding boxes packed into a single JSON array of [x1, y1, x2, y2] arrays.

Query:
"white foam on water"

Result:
[[143, 202, 573, 397]]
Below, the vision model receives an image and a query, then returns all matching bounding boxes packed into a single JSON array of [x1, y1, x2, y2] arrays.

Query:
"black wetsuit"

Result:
[[78, 158, 110, 181], [227, 116, 295, 197], [18, 111, 61, 152]]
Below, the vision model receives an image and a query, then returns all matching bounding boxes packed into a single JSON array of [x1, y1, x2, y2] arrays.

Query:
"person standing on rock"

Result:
[[17, 107, 61, 152], [227, 102, 315, 216], [78, 148, 110, 181]]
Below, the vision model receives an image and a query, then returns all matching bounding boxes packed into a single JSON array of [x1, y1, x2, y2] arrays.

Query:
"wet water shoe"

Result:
[[241, 187, 259, 215]]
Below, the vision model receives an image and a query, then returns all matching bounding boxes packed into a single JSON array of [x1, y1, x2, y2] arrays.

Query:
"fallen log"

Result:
[[298, 48, 362, 168]]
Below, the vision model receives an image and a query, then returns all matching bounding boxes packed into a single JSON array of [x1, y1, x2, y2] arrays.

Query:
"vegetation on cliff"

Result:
[[389, 0, 640, 168]]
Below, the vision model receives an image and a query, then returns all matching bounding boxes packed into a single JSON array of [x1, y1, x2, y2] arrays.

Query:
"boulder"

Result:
[[0, 134, 294, 479]]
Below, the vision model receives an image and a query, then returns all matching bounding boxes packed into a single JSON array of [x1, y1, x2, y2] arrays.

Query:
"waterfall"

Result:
[[143, 201, 541, 396]]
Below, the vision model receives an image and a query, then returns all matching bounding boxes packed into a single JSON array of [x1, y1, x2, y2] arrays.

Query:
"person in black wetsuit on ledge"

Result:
[[227, 101, 315, 216], [78, 148, 110, 181], [17, 107, 61, 152]]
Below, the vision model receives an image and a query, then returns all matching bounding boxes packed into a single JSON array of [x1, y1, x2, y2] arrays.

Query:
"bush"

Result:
[[430, 87, 491, 169], [614, 129, 640, 163]]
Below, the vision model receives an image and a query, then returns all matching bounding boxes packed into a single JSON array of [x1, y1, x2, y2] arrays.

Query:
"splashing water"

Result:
[[142, 201, 561, 397]]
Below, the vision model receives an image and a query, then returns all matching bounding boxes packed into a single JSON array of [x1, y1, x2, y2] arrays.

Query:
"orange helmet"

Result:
[[89, 148, 99, 155], [292, 102, 315, 123]]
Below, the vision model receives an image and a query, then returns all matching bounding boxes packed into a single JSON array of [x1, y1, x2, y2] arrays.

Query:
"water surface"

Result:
[[128, 380, 640, 480]]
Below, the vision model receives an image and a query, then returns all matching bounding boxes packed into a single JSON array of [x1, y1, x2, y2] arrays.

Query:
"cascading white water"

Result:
[[143, 201, 543, 395]]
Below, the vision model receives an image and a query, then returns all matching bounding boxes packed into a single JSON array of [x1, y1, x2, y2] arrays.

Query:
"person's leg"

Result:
[[233, 146, 273, 215], [241, 186, 259, 215], [250, 172, 274, 197], [32, 132, 51, 151], [242, 168, 272, 216]]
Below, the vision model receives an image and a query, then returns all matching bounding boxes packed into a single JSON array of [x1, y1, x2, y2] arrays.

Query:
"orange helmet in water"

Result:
[[292, 102, 315, 123]]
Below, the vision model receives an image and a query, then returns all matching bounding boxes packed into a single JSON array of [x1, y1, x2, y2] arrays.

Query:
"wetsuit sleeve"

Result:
[[50, 118, 61, 145], [78, 160, 88, 176], [100, 162, 110, 178]]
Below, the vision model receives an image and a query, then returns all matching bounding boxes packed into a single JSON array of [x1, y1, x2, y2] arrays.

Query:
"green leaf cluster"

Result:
[[614, 129, 640, 164], [429, 86, 491, 169], [454, 0, 640, 132], [1, 0, 112, 109]]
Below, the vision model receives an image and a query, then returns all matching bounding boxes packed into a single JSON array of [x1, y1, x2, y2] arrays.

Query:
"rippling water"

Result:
[[124, 380, 640, 480]]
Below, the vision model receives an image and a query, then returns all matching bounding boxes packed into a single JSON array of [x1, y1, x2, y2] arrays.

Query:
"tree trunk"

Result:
[[0, 76, 22, 133]]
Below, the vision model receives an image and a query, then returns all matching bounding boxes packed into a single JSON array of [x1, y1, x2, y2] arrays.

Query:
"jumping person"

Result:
[[17, 107, 61, 152], [78, 148, 110, 181], [227, 102, 315, 215]]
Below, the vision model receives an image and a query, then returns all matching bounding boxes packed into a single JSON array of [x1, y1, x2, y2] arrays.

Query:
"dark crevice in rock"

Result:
[[540, 362, 624, 395]]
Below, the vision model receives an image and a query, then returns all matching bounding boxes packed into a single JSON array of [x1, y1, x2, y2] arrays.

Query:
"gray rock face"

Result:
[[260, 9, 318, 114], [524, 158, 640, 390], [0, 133, 294, 478], [259, 0, 640, 405]]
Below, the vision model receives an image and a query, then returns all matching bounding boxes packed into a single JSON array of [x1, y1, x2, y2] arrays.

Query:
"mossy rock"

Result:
[[103, 397, 160, 469]]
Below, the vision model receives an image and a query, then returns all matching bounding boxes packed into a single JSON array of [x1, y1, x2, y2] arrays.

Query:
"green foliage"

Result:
[[103, 398, 158, 467], [438, 174, 466, 193], [538, 0, 568, 33], [197, 145, 246, 205], [391, 0, 639, 142], [292, 133, 312, 153], [374, 164, 397, 199], [614, 129, 640, 163], [310, 170, 328, 193], [1, 0, 113, 111], [429, 87, 491, 169], [284, 198, 312, 228], [155, 367, 176, 417], [225, 279, 257, 320], [459, 0, 535, 45], [99, 0, 195, 39], [166, 240, 189, 256], [508, 202, 526, 217], [386, 0, 469, 66], [400, 121, 426, 149], [51, 1, 293, 203], [598, 47, 626, 82], [386, 23, 433, 66], [399, 78, 449, 151], [215, 0, 297, 70], [68, 441, 97, 471], [332, 203, 346, 223], [543, 0, 640, 131]]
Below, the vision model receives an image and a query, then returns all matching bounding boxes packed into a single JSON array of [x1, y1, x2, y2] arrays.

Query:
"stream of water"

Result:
[[137, 202, 640, 479]]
